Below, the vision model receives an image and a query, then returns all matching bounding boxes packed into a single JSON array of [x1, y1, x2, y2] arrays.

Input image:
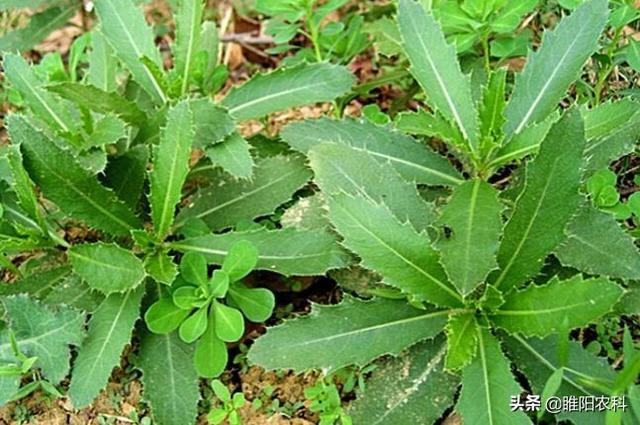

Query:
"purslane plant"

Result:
[[247, 1, 640, 424], [0, 0, 353, 423]]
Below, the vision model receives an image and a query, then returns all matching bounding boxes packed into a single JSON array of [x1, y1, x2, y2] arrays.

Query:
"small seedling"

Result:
[[208, 380, 246, 425]]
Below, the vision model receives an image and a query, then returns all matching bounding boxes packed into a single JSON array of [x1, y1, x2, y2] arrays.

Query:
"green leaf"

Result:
[[194, 311, 227, 378], [178, 306, 209, 343], [489, 115, 556, 167], [88, 29, 118, 92], [171, 228, 350, 276], [145, 297, 191, 334], [503, 334, 616, 425], [327, 194, 462, 307], [213, 302, 244, 342], [3, 54, 75, 133], [10, 116, 141, 235], [144, 250, 178, 285], [178, 155, 311, 231], [456, 327, 530, 425], [445, 313, 479, 370], [180, 252, 208, 287], [282, 118, 462, 186], [556, 205, 640, 280], [0, 0, 65, 10], [205, 133, 254, 179], [68, 286, 144, 408], [149, 101, 194, 240], [502, 0, 608, 138], [492, 275, 623, 337], [137, 331, 200, 425], [584, 99, 639, 140], [0, 295, 85, 383], [173, 0, 204, 95], [584, 108, 640, 172], [309, 143, 434, 232], [86, 116, 126, 148], [435, 179, 503, 296], [0, 266, 71, 299], [221, 63, 353, 120], [48, 82, 147, 125], [222, 240, 258, 282], [189, 98, 236, 148], [479, 68, 507, 144], [6, 146, 44, 232], [348, 336, 459, 425], [398, 0, 479, 148], [367, 17, 402, 57], [173, 286, 199, 310], [103, 145, 149, 210], [69, 243, 146, 295], [227, 284, 274, 323], [493, 110, 585, 290], [248, 296, 448, 372], [0, 5, 75, 53], [42, 274, 105, 313], [94, 0, 166, 104]]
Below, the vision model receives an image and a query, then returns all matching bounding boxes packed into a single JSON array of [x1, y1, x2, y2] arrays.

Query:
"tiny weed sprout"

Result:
[[1, 0, 639, 424]]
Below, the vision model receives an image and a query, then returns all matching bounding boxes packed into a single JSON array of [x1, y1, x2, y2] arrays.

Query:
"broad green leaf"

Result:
[[445, 313, 478, 370], [221, 63, 354, 120], [0, 266, 70, 299], [213, 302, 244, 342], [145, 297, 191, 334], [189, 98, 236, 148], [10, 116, 141, 235], [137, 331, 200, 425], [309, 143, 434, 232], [227, 284, 274, 323], [435, 179, 502, 295], [556, 205, 640, 280], [205, 133, 254, 179], [367, 17, 402, 57], [503, 334, 616, 425], [94, 0, 166, 104], [584, 99, 640, 140], [3, 54, 75, 133], [86, 116, 126, 148], [0, 5, 75, 53], [491, 0, 538, 33], [584, 109, 640, 172], [68, 286, 144, 408], [103, 145, 149, 210], [0, 296, 85, 383], [42, 274, 104, 313], [398, 0, 479, 148], [178, 155, 311, 231], [48, 82, 147, 125], [457, 327, 529, 425], [172, 228, 349, 276], [194, 312, 227, 378], [144, 250, 178, 285], [178, 306, 209, 343], [149, 101, 194, 240], [479, 68, 507, 143], [348, 336, 459, 425], [489, 115, 556, 167], [173, 286, 199, 310], [88, 30, 118, 92], [328, 194, 463, 307], [493, 110, 585, 290], [248, 296, 448, 372], [282, 118, 463, 186], [173, 0, 204, 95], [222, 241, 258, 282], [503, 0, 608, 138], [492, 275, 623, 337], [68, 243, 146, 294]]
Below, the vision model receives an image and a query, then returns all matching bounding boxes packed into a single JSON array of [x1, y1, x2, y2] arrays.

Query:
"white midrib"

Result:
[[171, 242, 329, 262], [513, 34, 582, 135], [102, 0, 166, 103], [405, 9, 470, 142], [227, 75, 329, 117], [461, 180, 480, 289], [280, 310, 448, 350], [155, 134, 188, 238], [478, 328, 494, 425], [68, 250, 136, 274], [338, 205, 462, 303], [0, 320, 80, 352], [373, 344, 447, 424], [494, 158, 560, 289], [15, 71, 69, 132], [179, 1, 200, 95]]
